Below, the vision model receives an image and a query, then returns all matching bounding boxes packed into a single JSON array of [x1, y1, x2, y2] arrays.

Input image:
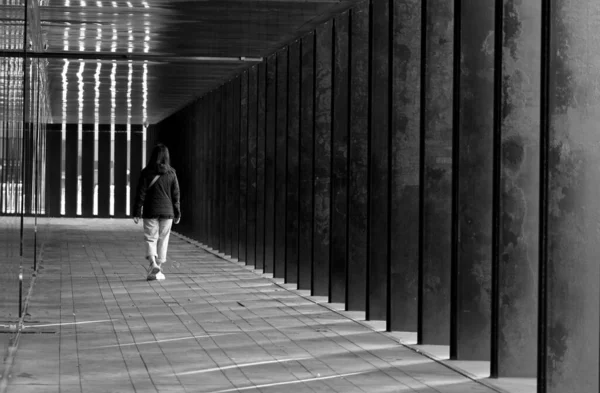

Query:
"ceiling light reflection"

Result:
[[142, 61, 147, 125], [111, 27, 117, 52], [96, 27, 102, 51], [63, 27, 70, 51], [79, 24, 86, 51]]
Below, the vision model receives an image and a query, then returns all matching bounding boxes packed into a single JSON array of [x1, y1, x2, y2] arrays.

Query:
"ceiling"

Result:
[[1, 0, 360, 125]]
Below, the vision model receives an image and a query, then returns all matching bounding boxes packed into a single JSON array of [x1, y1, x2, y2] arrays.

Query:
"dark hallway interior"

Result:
[[1, 1, 599, 392]]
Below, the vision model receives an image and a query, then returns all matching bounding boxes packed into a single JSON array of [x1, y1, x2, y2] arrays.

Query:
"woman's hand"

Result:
[[174, 217, 181, 225]]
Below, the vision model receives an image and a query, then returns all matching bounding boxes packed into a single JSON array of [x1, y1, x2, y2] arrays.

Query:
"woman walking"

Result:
[[133, 143, 181, 280]]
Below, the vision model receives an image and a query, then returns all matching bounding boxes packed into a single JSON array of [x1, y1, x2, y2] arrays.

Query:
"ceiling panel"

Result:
[[21, 0, 360, 125]]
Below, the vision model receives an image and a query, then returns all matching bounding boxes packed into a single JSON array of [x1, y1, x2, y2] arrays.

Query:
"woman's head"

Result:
[[148, 143, 171, 173]]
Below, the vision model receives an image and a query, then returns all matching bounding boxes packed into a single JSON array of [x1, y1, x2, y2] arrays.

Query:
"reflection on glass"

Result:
[[93, 61, 101, 215], [76, 61, 85, 215], [60, 60, 69, 215], [63, 25, 70, 51], [109, 60, 116, 216]]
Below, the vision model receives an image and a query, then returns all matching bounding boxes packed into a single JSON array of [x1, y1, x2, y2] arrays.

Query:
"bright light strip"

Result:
[[24, 319, 115, 329], [60, 59, 68, 215], [142, 61, 148, 125], [128, 25, 133, 53], [94, 61, 101, 216], [96, 1, 102, 7], [94, 62, 101, 124], [63, 27, 70, 51], [111, 27, 117, 52], [96, 27, 102, 51], [79, 24, 86, 51], [77, 61, 85, 215], [176, 357, 312, 376], [86, 333, 236, 350], [77, 61, 85, 121], [212, 371, 371, 393]]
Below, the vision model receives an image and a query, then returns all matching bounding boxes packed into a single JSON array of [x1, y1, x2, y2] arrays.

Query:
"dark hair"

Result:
[[148, 143, 171, 174]]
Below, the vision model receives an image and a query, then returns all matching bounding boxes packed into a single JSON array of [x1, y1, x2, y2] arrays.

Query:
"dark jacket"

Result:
[[133, 165, 181, 219]]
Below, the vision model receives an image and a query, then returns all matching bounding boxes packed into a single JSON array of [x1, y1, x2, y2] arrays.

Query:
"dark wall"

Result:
[[150, 0, 600, 390]]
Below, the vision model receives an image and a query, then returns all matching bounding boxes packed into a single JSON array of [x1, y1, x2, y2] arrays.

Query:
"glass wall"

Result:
[[1, 0, 51, 336]]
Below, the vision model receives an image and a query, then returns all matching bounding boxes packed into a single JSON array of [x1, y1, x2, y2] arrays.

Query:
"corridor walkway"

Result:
[[4, 219, 498, 393]]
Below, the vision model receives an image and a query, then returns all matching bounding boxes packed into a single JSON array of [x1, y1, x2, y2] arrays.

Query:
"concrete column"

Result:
[[539, 0, 600, 391], [247, 66, 258, 266], [419, 0, 453, 345], [313, 20, 333, 297], [389, 0, 421, 332], [274, 48, 288, 278], [256, 63, 267, 270], [238, 72, 248, 261], [264, 54, 277, 273], [491, 0, 540, 377], [298, 34, 315, 290], [231, 79, 241, 259], [331, 11, 350, 304], [367, 0, 389, 322], [286, 40, 301, 284], [451, 0, 494, 360], [347, 0, 369, 312]]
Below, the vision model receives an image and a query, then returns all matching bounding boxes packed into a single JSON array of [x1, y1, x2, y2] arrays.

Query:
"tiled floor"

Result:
[[2, 218, 500, 393]]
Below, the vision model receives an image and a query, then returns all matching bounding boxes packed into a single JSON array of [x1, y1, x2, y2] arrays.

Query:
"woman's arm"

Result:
[[133, 172, 147, 218], [172, 174, 181, 224]]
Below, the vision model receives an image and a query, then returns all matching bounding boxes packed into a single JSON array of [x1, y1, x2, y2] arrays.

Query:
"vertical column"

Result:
[[64, 124, 78, 217], [114, 128, 127, 218], [97, 126, 111, 218], [208, 93, 216, 248], [239, 72, 249, 262], [347, 1, 369, 311], [256, 63, 267, 270], [274, 48, 288, 279], [298, 33, 315, 290], [81, 127, 94, 217], [451, 0, 495, 360], [286, 40, 301, 284], [388, 0, 421, 332], [45, 128, 62, 217], [313, 20, 333, 297], [227, 83, 237, 256], [368, 0, 390, 321], [130, 128, 143, 219], [538, 0, 600, 391], [491, 0, 540, 377], [220, 87, 229, 252], [331, 12, 350, 303], [231, 79, 241, 259], [209, 93, 217, 248], [247, 67, 259, 266], [223, 85, 233, 256], [219, 89, 227, 250], [198, 99, 207, 243], [419, 0, 454, 345], [264, 55, 277, 273]]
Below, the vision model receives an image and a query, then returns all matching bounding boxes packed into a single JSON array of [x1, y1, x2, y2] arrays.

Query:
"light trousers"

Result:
[[143, 218, 173, 263]]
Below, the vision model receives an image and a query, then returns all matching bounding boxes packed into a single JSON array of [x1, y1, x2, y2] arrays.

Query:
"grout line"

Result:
[[172, 231, 511, 393], [0, 220, 50, 393]]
